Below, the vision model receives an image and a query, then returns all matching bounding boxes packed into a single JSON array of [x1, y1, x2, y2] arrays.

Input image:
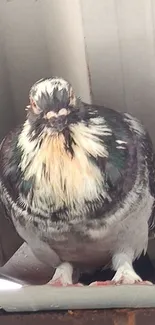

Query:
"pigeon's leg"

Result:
[[111, 253, 151, 285], [48, 262, 83, 287], [90, 253, 152, 286]]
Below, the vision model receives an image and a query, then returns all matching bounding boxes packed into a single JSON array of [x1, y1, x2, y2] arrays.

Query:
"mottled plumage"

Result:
[[0, 77, 155, 285]]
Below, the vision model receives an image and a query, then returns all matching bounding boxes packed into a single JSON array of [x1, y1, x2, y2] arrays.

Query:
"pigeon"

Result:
[[0, 76, 155, 286]]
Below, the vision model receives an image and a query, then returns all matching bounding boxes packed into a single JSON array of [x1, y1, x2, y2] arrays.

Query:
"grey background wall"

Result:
[[41, 0, 91, 105], [2, 0, 50, 123], [0, 1, 15, 139], [1, 0, 155, 145], [81, 0, 155, 146], [0, 0, 91, 128]]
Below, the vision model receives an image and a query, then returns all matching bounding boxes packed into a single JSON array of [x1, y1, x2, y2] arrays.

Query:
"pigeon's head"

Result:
[[27, 77, 82, 135]]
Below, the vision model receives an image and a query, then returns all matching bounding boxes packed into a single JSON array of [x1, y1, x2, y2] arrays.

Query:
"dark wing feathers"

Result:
[[92, 105, 155, 232], [0, 129, 24, 266], [0, 196, 23, 266]]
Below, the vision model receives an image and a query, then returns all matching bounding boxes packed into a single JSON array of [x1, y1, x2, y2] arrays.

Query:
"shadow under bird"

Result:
[[0, 77, 155, 286]]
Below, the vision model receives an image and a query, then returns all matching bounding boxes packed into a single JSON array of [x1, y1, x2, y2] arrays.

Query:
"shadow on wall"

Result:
[[0, 0, 91, 134], [80, 0, 155, 147], [1, 0, 155, 148]]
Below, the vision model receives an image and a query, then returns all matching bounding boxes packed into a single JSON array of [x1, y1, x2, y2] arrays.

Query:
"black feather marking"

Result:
[[34, 87, 70, 113], [33, 220, 39, 228], [62, 128, 75, 157]]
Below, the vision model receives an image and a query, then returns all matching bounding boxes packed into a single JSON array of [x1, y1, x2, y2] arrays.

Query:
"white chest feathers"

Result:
[[18, 118, 112, 210]]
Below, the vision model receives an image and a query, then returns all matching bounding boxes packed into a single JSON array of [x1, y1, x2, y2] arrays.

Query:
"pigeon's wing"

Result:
[[0, 195, 23, 266], [147, 140, 155, 236], [88, 104, 155, 231], [0, 136, 23, 267]]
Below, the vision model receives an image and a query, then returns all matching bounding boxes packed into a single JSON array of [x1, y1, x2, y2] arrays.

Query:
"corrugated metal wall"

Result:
[[1, 0, 155, 144], [81, 0, 155, 146]]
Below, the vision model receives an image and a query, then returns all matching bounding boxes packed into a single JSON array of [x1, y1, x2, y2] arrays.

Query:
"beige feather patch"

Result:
[[18, 118, 111, 209]]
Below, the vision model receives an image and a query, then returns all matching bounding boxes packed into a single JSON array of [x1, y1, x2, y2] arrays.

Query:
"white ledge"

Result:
[[1, 284, 155, 312]]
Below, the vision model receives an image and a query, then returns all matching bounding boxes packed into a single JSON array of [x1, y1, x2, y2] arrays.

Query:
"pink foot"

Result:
[[89, 280, 115, 286], [48, 276, 83, 287], [134, 281, 153, 285], [48, 276, 66, 287], [113, 278, 152, 286], [89, 280, 152, 286], [48, 262, 83, 287], [49, 282, 83, 287], [112, 263, 153, 285], [67, 283, 83, 287]]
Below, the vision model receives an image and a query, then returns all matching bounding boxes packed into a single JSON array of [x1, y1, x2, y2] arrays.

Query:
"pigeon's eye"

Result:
[[30, 98, 41, 115]]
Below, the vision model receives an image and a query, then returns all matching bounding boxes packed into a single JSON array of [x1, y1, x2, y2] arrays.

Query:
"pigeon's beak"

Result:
[[45, 109, 69, 132], [25, 105, 31, 111]]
